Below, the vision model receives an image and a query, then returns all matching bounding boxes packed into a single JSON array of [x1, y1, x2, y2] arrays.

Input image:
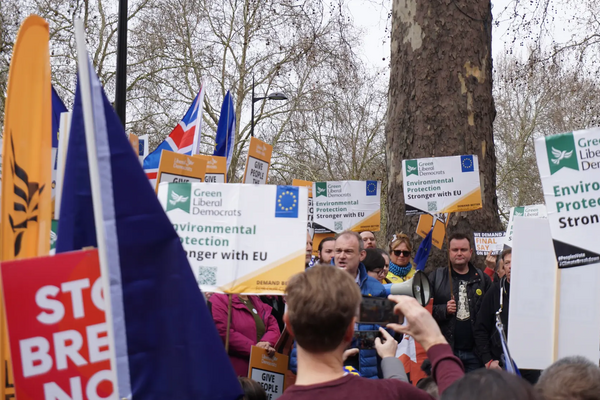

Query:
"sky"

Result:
[[346, 0, 579, 73]]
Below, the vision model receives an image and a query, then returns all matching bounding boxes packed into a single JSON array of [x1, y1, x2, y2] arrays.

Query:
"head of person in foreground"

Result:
[[536, 356, 600, 400], [441, 369, 541, 400]]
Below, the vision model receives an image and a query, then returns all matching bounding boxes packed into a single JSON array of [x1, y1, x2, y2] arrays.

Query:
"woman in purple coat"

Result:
[[210, 293, 281, 376]]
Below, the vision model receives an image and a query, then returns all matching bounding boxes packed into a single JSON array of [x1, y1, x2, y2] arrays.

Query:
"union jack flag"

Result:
[[143, 87, 205, 186]]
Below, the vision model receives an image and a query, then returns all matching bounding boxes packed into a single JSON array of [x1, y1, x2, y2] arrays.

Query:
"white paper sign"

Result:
[[158, 182, 307, 294], [402, 155, 481, 215], [508, 217, 558, 370], [312, 180, 380, 233], [503, 204, 547, 248]]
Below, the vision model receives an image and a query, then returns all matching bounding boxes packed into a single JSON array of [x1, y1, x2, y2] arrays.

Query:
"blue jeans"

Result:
[[454, 350, 483, 373]]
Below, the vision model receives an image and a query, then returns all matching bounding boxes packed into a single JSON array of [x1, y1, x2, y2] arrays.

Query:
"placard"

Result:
[[508, 217, 558, 370], [473, 232, 505, 256], [138, 134, 149, 164], [292, 179, 329, 237], [534, 128, 600, 267], [243, 137, 272, 184], [195, 155, 227, 183], [248, 346, 289, 399], [416, 213, 447, 250], [503, 205, 547, 249], [1, 249, 114, 399], [312, 180, 380, 233], [157, 182, 308, 294], [128, 133, 139, 156], [155, 150, 207, 192], [402, 155, 481, 215]]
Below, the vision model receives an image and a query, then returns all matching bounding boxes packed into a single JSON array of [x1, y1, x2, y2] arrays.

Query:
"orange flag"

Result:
[[0, 15, 52, 398]]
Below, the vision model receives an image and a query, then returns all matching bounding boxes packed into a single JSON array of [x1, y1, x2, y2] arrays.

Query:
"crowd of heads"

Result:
[[234, 229, 600, 400]]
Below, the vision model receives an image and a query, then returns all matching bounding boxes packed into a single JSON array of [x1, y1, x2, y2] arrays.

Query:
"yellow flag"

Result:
[[0, 15, 52, 398]]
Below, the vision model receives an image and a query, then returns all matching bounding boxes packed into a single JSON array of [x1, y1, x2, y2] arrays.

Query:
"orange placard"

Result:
[[248, 346, 289, 397], [243, 137, 272, 184], [128, 133, 139, 155], [194, 154, 227, 183], [292, 179, 313, 198], [155, 150, 207, 192], [432, 219, 446, 250], [416, 214, 434, 238], [416, 214, 446, 250]]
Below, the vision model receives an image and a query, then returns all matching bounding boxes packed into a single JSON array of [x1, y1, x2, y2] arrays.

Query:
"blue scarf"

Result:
[[389, 260, 412, 278]]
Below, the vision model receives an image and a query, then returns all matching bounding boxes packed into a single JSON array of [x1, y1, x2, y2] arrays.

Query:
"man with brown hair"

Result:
[[280, 266, 464, 399], [536, 356, 600, 400], [429, 232, 492, 372]]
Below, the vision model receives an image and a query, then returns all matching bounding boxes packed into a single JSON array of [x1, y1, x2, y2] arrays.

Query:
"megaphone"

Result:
[[386, 270, 431, 306]]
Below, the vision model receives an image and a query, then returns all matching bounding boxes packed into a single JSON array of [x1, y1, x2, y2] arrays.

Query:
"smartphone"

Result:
[[354, 330, 381, 350], [358, 296, 398, 325]]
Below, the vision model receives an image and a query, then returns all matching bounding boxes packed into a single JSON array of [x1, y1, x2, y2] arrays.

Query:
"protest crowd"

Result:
[[207, 230, 600, 400], [2, 12, 600, 400]]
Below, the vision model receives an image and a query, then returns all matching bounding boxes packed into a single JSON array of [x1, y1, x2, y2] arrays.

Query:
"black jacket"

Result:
[[474, 279, 510, 365], [428, 263, 492, 349]]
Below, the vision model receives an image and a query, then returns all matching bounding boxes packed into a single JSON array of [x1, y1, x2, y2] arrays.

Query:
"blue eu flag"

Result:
[[275, 186, 299, 218], [366, 180, 378, 196], [461, 155, 475, 172]]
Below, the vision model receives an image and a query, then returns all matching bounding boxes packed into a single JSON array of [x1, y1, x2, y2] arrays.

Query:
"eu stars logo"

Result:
[[461, 155, 474, 172], [366, 180, 378, 196], [275, 186, 299, 218]]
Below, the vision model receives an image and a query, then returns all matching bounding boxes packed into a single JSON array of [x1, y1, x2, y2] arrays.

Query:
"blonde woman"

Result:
[[386, 233, 416, 283]]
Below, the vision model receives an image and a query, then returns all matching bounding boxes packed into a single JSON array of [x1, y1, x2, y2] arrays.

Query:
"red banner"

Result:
[[1, 249, 114, 399]]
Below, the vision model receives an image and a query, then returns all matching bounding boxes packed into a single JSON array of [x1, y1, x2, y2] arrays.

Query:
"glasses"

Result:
[[372, 269, 385, 276], [393, 250, 411, 257]]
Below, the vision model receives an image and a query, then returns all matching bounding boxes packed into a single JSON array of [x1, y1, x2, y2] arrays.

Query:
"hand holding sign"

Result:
[[256, 341, 276, 357]]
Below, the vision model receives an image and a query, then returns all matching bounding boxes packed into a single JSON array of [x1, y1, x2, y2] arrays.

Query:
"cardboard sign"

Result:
[[402, 155, 481, 215], [243, 137, 272, 184], [155, 150, 207, 192], [473, 232, 505, 256], [1, 249, 114, 399], [158, 182, 308, 294], [416, 213, 447, 250], [138, 134, 149, 164], [535, 128, 600, 268], [128, 133, 139, 156], [194, 155, 227, 183], [248, 346, 289, 399], [312, 180, 380, 233], [503, 205, 547, 248]]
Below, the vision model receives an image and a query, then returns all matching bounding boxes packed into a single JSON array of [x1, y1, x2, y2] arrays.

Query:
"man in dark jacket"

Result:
[[428, 232, 492, 372], [289, 231, 387, 378], [474, 248, 540, 383]]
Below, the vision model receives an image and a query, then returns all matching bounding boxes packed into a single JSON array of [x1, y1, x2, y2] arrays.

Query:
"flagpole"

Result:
[[445, 213, 454, 301], [225, 294, 233, 352], [191, 81, 206, 156], [74, 19, 121, 397]]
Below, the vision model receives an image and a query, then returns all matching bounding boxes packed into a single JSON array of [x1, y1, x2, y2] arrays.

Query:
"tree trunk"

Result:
[[386, 0, 502, 272]]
